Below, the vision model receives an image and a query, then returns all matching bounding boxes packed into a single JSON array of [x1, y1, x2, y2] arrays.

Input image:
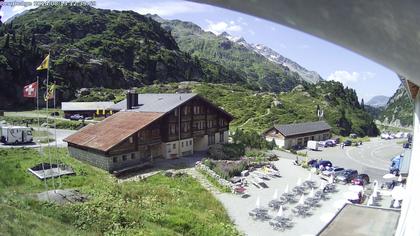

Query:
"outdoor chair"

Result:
[[249, 208, 271, 221], [269, 217, 293, 231]]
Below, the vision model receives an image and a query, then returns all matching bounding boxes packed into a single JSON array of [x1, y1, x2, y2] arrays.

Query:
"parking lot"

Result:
[[272, 137, 405, 183]]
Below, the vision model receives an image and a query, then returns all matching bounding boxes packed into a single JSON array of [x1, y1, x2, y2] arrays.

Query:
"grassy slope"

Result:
[[0, 204, 88, 236], [0, 148, 239, 236], [136, 82, 377, 136]]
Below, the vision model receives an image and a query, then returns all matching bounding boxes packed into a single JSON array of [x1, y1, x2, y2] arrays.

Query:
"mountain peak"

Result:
[[366, 95, 390, 107], [220, 31, 230, 37]]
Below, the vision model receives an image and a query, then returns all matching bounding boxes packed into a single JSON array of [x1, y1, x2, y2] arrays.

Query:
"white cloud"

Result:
[[298, 44, 310, 49], [270, 26, 276, 31], [12, 6, 26, 14], [248, 29, 255, 35], [327, 70, 375, 86], [0, 11, 4, 18], [205, 20, 242, 35], [135, 1, 207, 16]]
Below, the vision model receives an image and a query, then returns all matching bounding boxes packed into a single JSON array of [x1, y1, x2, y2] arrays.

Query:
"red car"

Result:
[[351, 174, 370, 186]]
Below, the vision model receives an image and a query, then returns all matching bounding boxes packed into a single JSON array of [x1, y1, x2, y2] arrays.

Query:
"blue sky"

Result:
[[0, 0, 401, 101]]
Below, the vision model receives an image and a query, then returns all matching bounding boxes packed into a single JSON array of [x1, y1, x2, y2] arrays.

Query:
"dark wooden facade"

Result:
[[106, 96, 231, 157]]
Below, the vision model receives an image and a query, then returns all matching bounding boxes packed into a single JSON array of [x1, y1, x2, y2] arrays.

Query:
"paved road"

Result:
[[0, 128, 76, 149], [271, 137, 407, 183]]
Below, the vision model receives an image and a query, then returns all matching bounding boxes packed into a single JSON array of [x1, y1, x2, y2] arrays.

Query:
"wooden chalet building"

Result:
[[64, 92, 233, 172], [263, 121, 332, 149]]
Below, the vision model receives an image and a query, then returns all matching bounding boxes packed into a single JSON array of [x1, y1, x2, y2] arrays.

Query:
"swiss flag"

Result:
[[23, 81, 38, 98]]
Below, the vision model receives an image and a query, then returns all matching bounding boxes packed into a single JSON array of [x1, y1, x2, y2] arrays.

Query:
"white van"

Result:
[[0, 126, 33, 144]]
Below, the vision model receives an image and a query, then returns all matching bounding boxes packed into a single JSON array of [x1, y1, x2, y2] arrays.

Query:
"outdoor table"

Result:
[[304, 197, 319, 207], [282, 192, 296, 201], [292, 186, 306, 194], [303, 180, 317, 189], [269, 199, 287, 209], [292, 205, 310, 217], [249, 208, 270, 220], [270, 216, 292, 231]]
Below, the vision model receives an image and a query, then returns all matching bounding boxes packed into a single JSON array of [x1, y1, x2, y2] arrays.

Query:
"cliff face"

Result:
[[380, 83, 413, 127], [0, 6, 240, 109]]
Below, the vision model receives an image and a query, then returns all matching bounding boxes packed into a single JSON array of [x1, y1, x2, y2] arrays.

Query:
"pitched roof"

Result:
[[61, 102, 114, 111], [272, 121, 331, 137], [111, 93, 197, 112], [64, 111, 164, 152]]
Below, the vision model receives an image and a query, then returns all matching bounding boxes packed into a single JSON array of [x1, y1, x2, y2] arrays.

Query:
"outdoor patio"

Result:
[[215, 158, 350, 236]]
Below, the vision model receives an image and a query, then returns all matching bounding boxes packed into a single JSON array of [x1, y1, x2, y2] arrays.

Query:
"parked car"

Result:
[[322, 166, 345, 177], [69, 114, 84, 121], [403, 142, 411, 149], [315, 160, 333, 169], [335, 169, 358, 184], [343, 140, 352, 146], [351, 174, 370, 186], [292, 144, 305, 150]]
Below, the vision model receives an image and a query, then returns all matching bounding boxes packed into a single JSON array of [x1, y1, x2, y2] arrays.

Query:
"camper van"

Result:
[[307, 140, 320, 151], [0, 126, 33, 144]]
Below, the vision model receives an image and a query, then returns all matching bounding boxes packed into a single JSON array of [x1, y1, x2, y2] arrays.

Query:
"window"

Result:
[[183, 106, 190, 115], [131, 153, 135, 159], [190, 140, 192, 145], [113, 157, 118, 163], [220, 133, 225, 143], [174, 109, 178, 117], [182, 122, 190, 132], [129, 137, 133, 143], [208, 134, 215, 145], [122, 155, 127, 161], [182, 142, 184, 148], [170, 124, 176, 135], [173, 143, 176, 149], [167, 144, 171, 153]]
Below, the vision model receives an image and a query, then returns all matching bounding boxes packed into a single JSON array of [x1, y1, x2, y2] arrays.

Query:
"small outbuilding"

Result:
[[263, 121, 332, 149], [61, 101, 115, 119]]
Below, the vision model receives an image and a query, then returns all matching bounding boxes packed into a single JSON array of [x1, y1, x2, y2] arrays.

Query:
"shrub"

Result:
[[207, 143, 244, 160], [204, 159, 249, 180]]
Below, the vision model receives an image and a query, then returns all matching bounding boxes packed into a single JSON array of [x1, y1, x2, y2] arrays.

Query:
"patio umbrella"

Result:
[[297, 178, 302, 186], [256, 196, 261, 208], [309, 188, 315, 198], [383, 173, 397, 179], [398, 175, 403, 182], [393, 199, 401, 208], [367, 196, 374, 206], [307, 172, 312, 181], [284, 184, 289, 194], [298, 194, 305, 205], [328, 175, 334, 184], [273, 189, 279, 200], [320, 182, 325, 190], [372, 190, 378, 198], [277, 205, 284, 217], [391, 186, 405, 200]]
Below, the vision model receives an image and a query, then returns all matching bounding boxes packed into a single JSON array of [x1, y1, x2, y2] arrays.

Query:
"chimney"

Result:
[[132, 91, 139, 107], [126, 90, 139, 110]]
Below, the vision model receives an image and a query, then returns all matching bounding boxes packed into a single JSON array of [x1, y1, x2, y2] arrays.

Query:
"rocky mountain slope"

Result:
[[380, 83, 413, 127], [153, 15, 311, 93], [0, 6, 245, 109], [366, 95, 389, 107]]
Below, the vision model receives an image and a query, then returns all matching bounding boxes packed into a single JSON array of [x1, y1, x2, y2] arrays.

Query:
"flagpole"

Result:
[[45, 50, 56, 192], [37, 75, 48, 197]]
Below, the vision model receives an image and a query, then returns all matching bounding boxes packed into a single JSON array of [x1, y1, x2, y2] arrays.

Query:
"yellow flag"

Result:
[[44, 84, 55, 101], [36, 55, 50, 71]]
